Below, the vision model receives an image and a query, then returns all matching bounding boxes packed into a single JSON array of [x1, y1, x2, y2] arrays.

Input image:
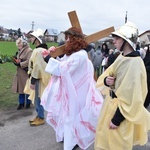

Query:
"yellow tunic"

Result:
[[95, 54, 150, 150], [24, 47, 51, 103]]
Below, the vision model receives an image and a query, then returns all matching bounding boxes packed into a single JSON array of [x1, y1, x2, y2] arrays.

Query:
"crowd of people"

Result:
[[89, 42, 120, 78], [9, 22, 150, 150]]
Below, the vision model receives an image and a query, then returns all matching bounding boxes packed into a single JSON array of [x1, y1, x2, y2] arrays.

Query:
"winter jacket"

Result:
[[12, 45, 32, 93], [92, 49, 103, 69]]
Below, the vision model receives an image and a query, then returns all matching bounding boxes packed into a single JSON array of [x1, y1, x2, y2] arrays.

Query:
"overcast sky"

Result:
[[0, 0, 149, 35]]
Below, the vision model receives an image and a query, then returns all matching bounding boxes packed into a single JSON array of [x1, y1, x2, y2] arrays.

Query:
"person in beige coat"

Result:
[[12, 37, 32, 110]]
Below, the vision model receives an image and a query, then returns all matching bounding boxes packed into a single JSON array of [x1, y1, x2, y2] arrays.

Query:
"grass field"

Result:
[[0, 41, 58, 109]]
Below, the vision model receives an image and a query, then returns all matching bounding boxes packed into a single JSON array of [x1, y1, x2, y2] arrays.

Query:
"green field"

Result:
[[0, 41, 58, 109]]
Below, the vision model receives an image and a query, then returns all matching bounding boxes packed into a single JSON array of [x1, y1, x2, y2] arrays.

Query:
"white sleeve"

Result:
[[45, 58, 61, 76], [45, 55, 80, 76], [101, 58, 106, 66]]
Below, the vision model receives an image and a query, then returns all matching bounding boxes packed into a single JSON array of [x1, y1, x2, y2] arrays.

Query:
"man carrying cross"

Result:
[[40, 10, 114, 149], [41, 26, 104, 150]]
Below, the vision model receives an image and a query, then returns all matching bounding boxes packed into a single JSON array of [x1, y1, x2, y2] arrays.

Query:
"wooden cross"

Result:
[[50, 10, 114, 57]]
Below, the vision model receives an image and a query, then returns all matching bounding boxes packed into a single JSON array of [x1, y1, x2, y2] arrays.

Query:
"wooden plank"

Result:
[[50, 27, 114, 58], [85, 26, 114, 43], [68, 11, 83, 33], [50, 45, 65, 58]]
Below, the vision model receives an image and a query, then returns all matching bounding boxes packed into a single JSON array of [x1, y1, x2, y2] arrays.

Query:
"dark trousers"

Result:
[[19, 94, 31, 105], [144, 83, 150, 108]]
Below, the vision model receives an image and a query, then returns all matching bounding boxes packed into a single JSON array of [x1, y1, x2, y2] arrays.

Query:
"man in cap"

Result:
[[95, 22, 150, 150]]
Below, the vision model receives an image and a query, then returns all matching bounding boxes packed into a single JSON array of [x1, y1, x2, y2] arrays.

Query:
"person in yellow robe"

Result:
[[24, 29, 50, 126], [95, 22, 150, 150]]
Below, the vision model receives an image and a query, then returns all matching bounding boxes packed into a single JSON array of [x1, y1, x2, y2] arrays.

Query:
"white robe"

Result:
[[41, 50, 104, 150]]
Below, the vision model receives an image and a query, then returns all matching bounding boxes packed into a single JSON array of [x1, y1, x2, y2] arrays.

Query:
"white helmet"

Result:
[[112, 22, 139, 50], [30, 28, 44, 44]]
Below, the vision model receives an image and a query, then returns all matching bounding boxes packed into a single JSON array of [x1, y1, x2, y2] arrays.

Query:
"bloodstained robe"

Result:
[[41, 50, 104, 150]]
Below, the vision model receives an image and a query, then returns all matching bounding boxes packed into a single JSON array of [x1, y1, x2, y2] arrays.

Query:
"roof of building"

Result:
[[44, 29, 59, 36], [139, 30, 150, 37]]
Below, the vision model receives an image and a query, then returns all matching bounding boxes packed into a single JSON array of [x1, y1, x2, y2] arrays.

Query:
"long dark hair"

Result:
[[101, 43, 109, 56]]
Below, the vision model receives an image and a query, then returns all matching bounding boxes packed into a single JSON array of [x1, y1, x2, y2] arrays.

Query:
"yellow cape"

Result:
[[24, 48, 51, 103], [95, 54, 150, 150]]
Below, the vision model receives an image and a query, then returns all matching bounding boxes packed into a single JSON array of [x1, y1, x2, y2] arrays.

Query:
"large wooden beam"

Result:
[[85, 26, 114, 43], [68, 10, 83, 34], [50, 45, 65, 58], [50, 26, 114, 58], [50, 11, 114, 58]]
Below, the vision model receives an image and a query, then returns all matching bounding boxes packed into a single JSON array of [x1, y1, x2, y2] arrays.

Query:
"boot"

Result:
[[30, 118, 45, 126], [29, 116, 39, 123], [26, 103, 30, 109], [17, 104, 24, 110]]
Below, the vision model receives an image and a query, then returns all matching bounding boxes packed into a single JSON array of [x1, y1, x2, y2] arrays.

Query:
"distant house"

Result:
[[44, 28, 59, 42], [6, 29, 18, 41], [57, 31, 65, 43], [139, 30, 150, 46]]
